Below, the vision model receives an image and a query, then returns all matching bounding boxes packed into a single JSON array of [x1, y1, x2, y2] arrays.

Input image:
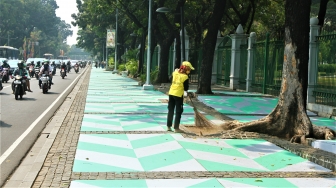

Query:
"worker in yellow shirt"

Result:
[[167, 61, 194, 133]]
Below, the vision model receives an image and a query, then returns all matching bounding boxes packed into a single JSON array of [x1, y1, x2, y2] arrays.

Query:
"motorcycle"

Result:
[[40, 74, 50, 94], [2, 67, 10, 83], [34, 67, 40, 80], [13, 75, 27, 100], [67, 65, 71, 73], [0, 73, 3, 91], [52, 66, 56, 76], [74, 65, 79, 73], [29, 65, 35, 78], [60, 68, 66, 79]]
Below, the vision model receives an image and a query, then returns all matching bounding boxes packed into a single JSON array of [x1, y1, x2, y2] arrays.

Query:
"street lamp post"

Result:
[[112, 8, 119, 74], [156, 4, 186, 63], [143, 0, 154, 90]]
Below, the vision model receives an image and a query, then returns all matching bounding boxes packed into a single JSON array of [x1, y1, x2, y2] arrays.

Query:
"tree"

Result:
[[190, 0, 336, 142], [197, 0, 227, 94], [0, 0, 72, 56]]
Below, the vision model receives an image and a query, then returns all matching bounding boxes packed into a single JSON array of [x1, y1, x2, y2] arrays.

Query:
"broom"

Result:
[[188, 95, 218, 128]]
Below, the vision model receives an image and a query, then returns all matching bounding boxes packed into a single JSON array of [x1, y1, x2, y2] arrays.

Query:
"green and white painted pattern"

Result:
[[86, 95, 167, 103], [73, 134, 330, 172], [87, 90, 165, 96], [71, 69, 334, 188], [81, 114, 199, 131], [84, 103, 196, 114], [70, 178, 336, 188]]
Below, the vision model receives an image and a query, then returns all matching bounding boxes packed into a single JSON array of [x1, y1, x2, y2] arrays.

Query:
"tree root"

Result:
[[290, 125, 335, 145]]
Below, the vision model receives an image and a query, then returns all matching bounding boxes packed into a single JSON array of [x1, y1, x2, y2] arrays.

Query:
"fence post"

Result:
[[212, 31, 224, 84], [246, 32, 256, 92], [307, 17, 320, 103], [157, 45, 161, 68], [262, 33, 270, 94], [230, 24, 246, 90]]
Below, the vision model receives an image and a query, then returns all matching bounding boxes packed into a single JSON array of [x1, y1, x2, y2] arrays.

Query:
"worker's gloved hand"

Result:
[[184, 91, 187, 97]]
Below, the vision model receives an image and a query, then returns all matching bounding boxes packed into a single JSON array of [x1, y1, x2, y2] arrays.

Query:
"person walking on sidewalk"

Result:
[[167, 61, 194, 133]]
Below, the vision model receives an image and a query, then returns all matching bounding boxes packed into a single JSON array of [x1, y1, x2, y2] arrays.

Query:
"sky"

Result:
[[55, 0, 78, 45]]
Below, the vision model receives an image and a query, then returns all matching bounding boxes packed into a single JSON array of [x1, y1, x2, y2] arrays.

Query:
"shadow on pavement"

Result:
[[0, 121, 12, 128]]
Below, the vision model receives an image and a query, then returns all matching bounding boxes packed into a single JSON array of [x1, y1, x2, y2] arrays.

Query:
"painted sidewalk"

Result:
[[70, 69, 335, 187]]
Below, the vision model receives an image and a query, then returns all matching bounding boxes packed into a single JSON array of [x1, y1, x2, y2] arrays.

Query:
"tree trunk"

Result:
[[137, 30, 146, 75], [197, 0, 227, 94], [156, 33, 175, 83], [317, 0, 329, 27], [223, 0, 312, 138]]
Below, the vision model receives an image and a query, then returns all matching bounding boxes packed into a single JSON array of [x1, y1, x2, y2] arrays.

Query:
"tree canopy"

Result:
[[0, 0, 73, 58]]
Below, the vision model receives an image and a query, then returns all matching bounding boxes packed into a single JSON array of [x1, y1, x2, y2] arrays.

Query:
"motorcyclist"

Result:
[[12, 61, 32, 93], [51, 61, 56, 75], [60, 62, 67, 76], [2, 60, 10, 69], [29, 61, 35, 77], [2, 60, 12, 79], [35, 61, 41, 69], [66, 61, 71, 73], [74, 62, 79, 72], [39, 60, 53, 89]]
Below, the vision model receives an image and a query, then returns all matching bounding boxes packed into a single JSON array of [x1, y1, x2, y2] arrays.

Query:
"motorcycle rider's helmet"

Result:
[[18, 61, 25, 69], [62, 62, 65, 65], [2, 60, 8, 65], [36, 61, 41, 66], [52, 61, 55, 65]]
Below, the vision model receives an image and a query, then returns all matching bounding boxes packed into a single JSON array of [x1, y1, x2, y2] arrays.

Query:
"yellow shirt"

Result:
[[168, 70, 188, 97]]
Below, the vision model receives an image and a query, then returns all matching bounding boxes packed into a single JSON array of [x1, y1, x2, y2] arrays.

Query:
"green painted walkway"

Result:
[[70, 68, 335, 188]]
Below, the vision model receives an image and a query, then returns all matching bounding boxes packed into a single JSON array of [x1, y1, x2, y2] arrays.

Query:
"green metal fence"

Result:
[[251, 33, 284, 96], [314, 30, 336, 106], [238, 43, 248, 90], [188, 47, 202, 83], [216, 36, 232, 87], [144, 46, 159, 72]]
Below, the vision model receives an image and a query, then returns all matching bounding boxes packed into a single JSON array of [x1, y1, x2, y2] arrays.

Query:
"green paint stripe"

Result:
[[123, 123, 161, 131], [254, 150, 306, 171], [83, 117, 121, 125], [224, 139, 267, 148], [73, 159, 138, 172], [84, 134, 129, 140], [77, 142, 136, 157], [131, 134, 175, 149], [197, 159, 264, 171], [139, 148, 194, 171], [179, 141, 248, 158], [81, 126, 114, 132]]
